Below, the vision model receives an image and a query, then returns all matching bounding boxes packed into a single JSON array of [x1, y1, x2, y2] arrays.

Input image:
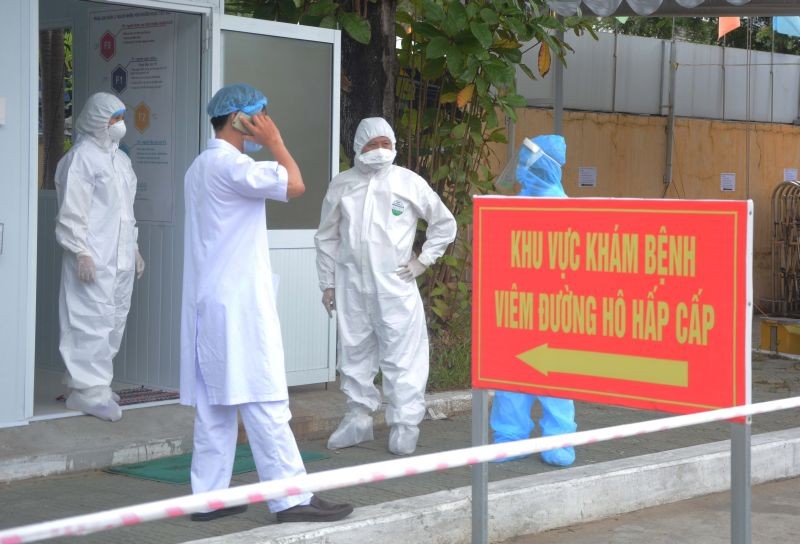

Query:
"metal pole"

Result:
[[471, 388, 489, 544], [664, 19, 677, 189], [554, 19, 564, 136], [611, 31, 618, 113], [730, 420, 752, 544], [770, 28, 775, 123], [745, 18, 752, 200]]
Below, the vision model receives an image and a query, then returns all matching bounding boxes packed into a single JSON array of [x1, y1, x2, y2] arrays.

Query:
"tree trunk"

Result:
[[340, 0, 396, 164], [40, 29, 66, 190]]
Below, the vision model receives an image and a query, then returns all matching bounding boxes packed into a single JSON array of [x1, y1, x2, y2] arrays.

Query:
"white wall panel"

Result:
[[674, 42, 724, 120], [564, 32, 616, 112], [0, 0, 37, 426], [615, 35, 663, 115], [517, 31, 800, 125], [773, 52, 800, 124], [270, 245, 337, 386]]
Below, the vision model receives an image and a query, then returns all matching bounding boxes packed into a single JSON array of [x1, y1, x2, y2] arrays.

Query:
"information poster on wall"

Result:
[[88, 8, 177, 223], [472, 197, 752, 415]]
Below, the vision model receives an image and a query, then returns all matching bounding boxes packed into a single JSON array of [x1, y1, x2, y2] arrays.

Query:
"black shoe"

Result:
[[276, 495, 353, 523], [190, 504, 248, 521]]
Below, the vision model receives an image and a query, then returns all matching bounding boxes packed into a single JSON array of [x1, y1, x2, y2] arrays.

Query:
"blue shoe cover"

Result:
[[490, 434, 530, 463], [540, 446, 575, 467]]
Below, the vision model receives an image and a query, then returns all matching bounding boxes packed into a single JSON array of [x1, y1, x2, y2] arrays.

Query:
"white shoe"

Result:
[[327, 408, 373, 450], [388, 424, 419, 455], [66, 387, 123, 422]]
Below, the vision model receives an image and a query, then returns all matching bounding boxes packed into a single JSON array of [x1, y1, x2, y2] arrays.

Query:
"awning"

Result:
[[546, 0, 800, 17]]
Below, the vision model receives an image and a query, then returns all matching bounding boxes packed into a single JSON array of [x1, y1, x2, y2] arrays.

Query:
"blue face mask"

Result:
[[243, 139, 263, 154]]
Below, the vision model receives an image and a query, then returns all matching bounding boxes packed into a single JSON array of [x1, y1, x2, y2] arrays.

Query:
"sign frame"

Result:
[[472, 196, 753, 415]]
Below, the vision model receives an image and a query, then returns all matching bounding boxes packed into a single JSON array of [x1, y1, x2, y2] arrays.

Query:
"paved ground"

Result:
[[501, 477, 800, 543]]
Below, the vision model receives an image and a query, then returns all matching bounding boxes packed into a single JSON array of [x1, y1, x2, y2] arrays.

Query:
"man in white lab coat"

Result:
[[180, 83, 352, 522], [55, 92, 145, 422], [315, 117, 457, 455]]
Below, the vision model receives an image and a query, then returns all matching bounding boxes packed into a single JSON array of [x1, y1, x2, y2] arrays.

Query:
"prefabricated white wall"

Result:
[[519, 31, 800, 124], [0, 0, 37, 426], [36, 0, 202, 390]]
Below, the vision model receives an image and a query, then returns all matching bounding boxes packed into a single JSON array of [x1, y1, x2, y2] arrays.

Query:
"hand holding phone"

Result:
[[232, 112, 253, 136]]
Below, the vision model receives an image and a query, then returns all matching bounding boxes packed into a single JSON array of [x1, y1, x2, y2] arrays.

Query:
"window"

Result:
[[39, 28, 73, 190]]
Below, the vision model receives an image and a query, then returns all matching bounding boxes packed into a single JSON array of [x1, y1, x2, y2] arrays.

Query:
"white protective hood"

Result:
[[74, 92, 125, 149]]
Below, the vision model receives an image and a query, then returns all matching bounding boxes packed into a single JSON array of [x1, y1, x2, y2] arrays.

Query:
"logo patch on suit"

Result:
[[391, 199, 405, 217]]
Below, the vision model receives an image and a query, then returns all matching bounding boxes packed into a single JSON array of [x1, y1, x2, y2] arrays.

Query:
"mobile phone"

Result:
[[232, 112, 253, 136]]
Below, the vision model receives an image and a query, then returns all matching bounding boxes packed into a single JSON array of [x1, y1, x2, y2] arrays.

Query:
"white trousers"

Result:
[[336, 287, 429, 428], [190, 368, 312, 512], [58, 259, 134, 391]]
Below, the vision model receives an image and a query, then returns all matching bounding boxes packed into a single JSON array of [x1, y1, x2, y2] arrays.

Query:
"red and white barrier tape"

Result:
[[1, 395, 799, 543]]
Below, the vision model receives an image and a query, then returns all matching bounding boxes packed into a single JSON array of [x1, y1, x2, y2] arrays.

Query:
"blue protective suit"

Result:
[[490, 134, 576, 467]]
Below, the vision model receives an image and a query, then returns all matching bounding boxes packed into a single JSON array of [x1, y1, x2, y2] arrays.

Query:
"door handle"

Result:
[[0, 222, 4, 255]]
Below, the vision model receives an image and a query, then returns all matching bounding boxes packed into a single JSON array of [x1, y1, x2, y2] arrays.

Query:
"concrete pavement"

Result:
[[502, 477, 800, 543]]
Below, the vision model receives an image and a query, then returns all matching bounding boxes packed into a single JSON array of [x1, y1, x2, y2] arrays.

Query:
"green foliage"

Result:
[[225, 0, 373, 43], [427, 310, 471, 391], [594, 16, 800, 55], [394, 0, 594, 330]]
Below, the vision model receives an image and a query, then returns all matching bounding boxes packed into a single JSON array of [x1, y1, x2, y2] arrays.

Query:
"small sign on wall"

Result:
[[784, 168, 798, 182], [720, 173, 736, 192], [578, 167, 597, 188]]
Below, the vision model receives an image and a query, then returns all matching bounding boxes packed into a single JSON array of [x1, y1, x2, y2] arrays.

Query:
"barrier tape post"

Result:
[[1, 396, 799, 544], [471, 389, 489, 544]]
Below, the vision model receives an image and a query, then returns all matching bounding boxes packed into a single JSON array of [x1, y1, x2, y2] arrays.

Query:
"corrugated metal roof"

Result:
[[547, 0, 800, 17]]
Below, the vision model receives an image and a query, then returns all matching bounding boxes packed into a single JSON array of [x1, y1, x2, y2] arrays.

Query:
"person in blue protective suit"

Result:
[[490, 134, 577, 467]]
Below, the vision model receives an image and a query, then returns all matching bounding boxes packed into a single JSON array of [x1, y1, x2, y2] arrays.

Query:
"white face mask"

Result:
[[108, 120, 126, 142], [358, 148, 396, 170]]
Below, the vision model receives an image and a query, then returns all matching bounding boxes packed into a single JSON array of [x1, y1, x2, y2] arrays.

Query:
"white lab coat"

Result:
[[55, 92, 137, 396], [315, 155, 457, 432], [180, 138, 289, 406]]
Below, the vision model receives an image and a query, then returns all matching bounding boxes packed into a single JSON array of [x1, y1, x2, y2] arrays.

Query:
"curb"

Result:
[[185, 427, 800, 544]]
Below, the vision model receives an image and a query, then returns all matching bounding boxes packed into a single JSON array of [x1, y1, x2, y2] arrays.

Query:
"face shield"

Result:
[[495, 135, 567, 197]]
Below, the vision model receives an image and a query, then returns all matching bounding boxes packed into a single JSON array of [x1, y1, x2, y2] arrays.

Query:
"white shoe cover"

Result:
[[327, 408, 374, 450], [66, 386, 122, 422], [388, 424, 419, 455]]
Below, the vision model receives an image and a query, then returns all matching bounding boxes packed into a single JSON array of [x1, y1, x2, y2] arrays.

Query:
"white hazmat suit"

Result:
[[55, 92, 144, 422], [315, 118, 457, 455]]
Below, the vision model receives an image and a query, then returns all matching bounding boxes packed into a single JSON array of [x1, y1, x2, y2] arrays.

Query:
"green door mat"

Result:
[[106, 444, 329, 484]]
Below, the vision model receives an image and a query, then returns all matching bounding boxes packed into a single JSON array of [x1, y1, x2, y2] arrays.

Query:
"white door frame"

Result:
[[7, 0, 218, 428]]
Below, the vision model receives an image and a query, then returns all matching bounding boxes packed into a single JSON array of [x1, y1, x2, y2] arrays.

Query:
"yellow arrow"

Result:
[[516, 344, 688, 387]]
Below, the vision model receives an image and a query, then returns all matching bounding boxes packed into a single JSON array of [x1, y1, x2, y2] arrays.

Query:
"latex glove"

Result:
[[77, 255, 96, 283], [397, 257, 427, 283], [135, 249, 146, 279], [321, 288, 336, 317]]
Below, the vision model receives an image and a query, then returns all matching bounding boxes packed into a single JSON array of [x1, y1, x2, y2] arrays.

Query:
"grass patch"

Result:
[[427, 313, 472, 392]]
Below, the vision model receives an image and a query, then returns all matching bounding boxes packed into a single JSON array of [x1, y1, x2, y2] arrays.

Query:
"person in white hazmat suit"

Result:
[[180, 83, 352, 523], [315, 117, 457, 455], [55, 92, 145, 422]]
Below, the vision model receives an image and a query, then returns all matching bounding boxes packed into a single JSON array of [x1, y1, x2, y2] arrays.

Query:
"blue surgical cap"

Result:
[[206, 83, 268, 118], [517, 134, 567, 198]]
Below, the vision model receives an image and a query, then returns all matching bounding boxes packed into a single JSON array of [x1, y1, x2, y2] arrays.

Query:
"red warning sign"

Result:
[[472, 197, 752, 414]]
